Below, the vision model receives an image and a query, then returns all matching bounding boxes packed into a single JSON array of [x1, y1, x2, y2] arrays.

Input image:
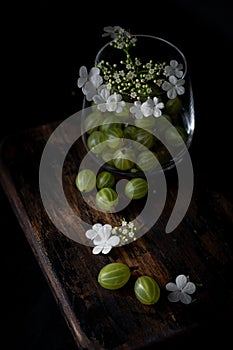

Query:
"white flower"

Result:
[[78, 66, 103, 101], [102, 26, 123, 38], [85, 223, 120, 254], [93, 85, 110, 112], [152, 96, 164, 117], [106, 93, 126, 113], [141, 97, 164, 118], [83, 76, 103, 102], [166, 274, 196, 304], [141, 98, 154, 117], [162, 75, 185, 99], [92, 224, 120, 254], [164, 60, 184, 78], [130, 101, 144, 119], [77, 66, 100, 88]]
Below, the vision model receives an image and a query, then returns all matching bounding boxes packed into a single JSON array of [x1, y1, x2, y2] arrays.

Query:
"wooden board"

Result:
[[0, 120, 233, 350]]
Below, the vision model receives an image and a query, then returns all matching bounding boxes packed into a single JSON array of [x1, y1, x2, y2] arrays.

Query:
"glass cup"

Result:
[[81, 34, 195, 178]]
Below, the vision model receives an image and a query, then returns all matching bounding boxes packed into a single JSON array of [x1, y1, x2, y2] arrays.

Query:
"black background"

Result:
[[1, 1, 233, 349]]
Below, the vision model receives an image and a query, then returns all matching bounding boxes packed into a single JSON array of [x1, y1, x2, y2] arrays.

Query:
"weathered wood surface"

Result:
[[0, 120, 233, 350]]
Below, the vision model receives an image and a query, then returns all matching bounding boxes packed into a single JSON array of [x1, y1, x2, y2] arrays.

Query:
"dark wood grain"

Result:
[[0, 120, 233, 350]]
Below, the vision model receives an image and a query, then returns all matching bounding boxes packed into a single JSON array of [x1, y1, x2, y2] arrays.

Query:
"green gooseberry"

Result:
[[99, 114, 122, 132], [75, 169, 96, 193], [134, 128, 156, 151], [164, 96, 182, 116], [123, 125, 138, 140], [134, 276, 160, 305], [87, 130, 106, 154], [125, 178, 148, 200], [96, 171, 116, 189], [95, 187, 118, 211], [165, 126, 188, 147], [136, 150, 159, 172], [134, 116, 156, 130], [98, 262, 131, 290], [113, 147, 136, 171], [104, 126, 124, 149]]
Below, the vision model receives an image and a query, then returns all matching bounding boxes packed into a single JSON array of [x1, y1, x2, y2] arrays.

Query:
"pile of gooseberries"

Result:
[[75, 168, 148, 212], [83, 97, 188, 175], [77, 98, 188, 211]]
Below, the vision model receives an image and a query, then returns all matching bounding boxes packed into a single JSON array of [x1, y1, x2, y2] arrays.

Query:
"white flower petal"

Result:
[[168, 291, 181, 302], [77, 77, 87, 88], [107, 94, 117, 104], [90, 74, 103, 89], [153, 96, 159, 104], [77, 65, 88, 88], [89, 67, 100, 77], [176, 63, 183, 70], [142, 107, 153, 117], [106, 102, 116, 112], [176, 70, 183, 78], [103, 26, 113, 33], [102, 26, 122, 38], [85, 229, 98, 240], [176, 86, 185, 96], [135, 112, 143, 119], [102, 245, 112, 254], [166, 282, 179, 292], [82, 81, 96, 101], [102, 224, 112, 236], [183, 282, 196, 294], [116, 101, 125, 113], [157, 102, 164, 109], [107, 235, 120, 246], [99, 87, 110, 101], [130, 106, 137, 114], [92, 245, 103, 254], [162, 81, 171, 91], [153, 108, 162, 117], [180, 292, 192, 304], [170, 60, 178, 68], [92, 223, 103, 232], [93, 94, 105, 104], [176, 79, 185, 86], [167, 88, 177, 99], [97, 103, 107, 112], [134, 101, 142, 108], [79, 65, 87, 78], [176, 275, 187, 289], [169, 75, 177, 85], [164, 66, 172, 76]]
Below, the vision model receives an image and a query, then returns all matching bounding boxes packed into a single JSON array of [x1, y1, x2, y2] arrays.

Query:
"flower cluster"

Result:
[[112, 219, 137, 245], [85, 220, 136, 254], [77, 26, 185, 120]]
